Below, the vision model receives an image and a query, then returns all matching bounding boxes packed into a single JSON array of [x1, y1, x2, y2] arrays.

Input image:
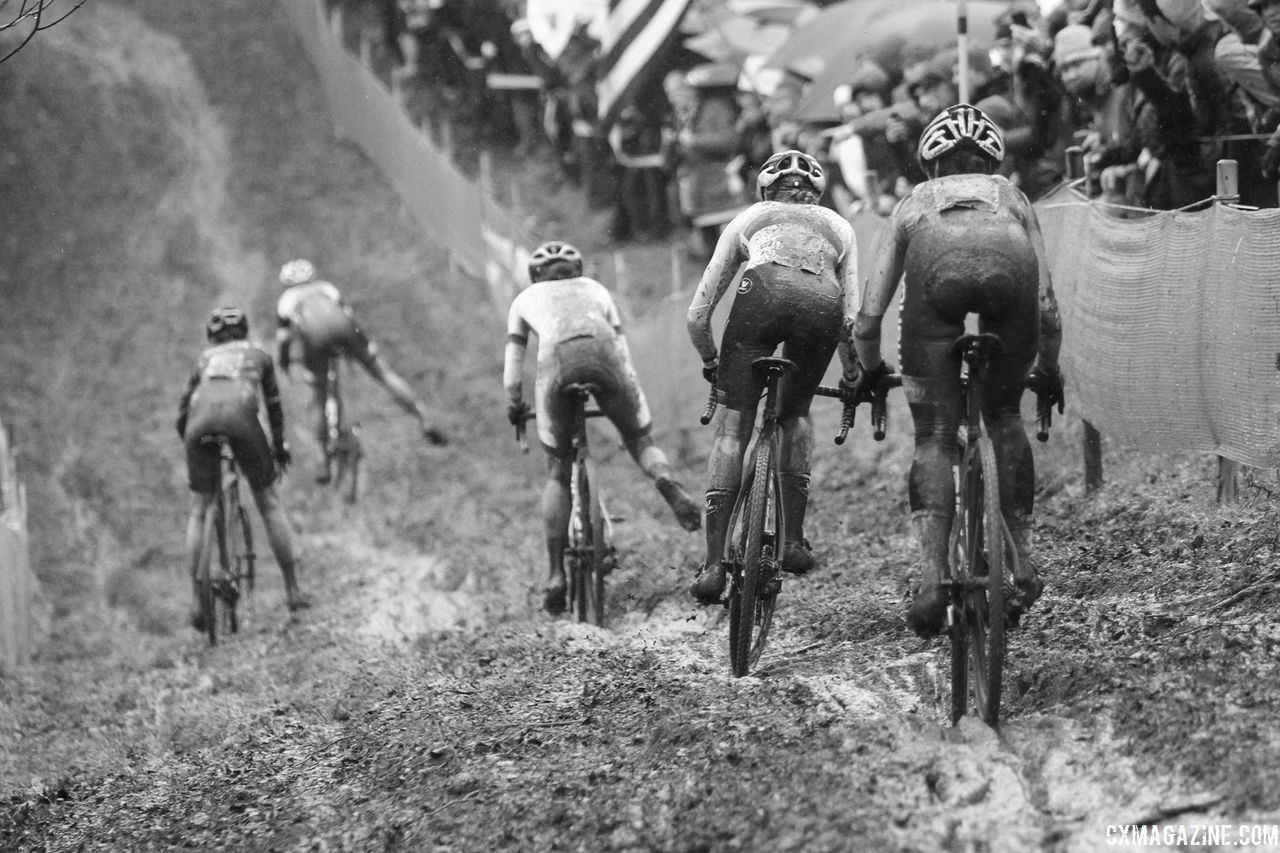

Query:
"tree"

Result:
[[1, 0, 86, 64]]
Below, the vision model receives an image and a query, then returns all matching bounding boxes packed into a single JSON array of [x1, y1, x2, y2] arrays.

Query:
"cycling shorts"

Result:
[[294, 304, 378, 378], [534, 336, 651, 454], [184, 380, 276, 492], [717, 262, 842, 417], [898, 208, 1039, 386]]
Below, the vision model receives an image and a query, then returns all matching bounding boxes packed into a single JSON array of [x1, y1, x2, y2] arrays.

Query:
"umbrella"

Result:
[[765, 0, 1011, 123], [684, 13, 797, 63]]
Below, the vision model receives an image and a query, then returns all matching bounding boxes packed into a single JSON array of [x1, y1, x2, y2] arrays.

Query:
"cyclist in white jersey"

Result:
[[505, 241, 702, 615], [686, 150, 860, 605], [275, 259, 447, 484]]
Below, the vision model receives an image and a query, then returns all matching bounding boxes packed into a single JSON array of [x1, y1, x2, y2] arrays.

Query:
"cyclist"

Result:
[[275, 258, 447, 484], [505, 240, 703, 615], [850, 103, 1064, 638], [686, 149, 860, 604], [177, 306, 309, 625]]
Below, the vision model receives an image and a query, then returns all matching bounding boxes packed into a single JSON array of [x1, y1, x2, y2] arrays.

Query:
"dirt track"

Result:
[[2, 2, 1280, 851]]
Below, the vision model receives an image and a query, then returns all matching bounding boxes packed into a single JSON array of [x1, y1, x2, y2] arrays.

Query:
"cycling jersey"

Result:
[[504, 276, 652, 452], [856, 172, 1062, 519], [177, 339, 284, 492], [276, 281, 378, 375], [687, 200, 859, 414]]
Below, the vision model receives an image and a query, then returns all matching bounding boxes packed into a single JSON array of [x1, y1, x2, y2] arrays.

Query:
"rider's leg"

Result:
[[984, 280, 1043, 613], [250, 484, 310, 612], [690, 405, 755, 603], [777, 413, 816, 574], [903, 374, 963, 637], [621, 431, 701, 532], [985, 355, 1042, 612], [541, 450, 572, 614], [185, 491, 216, 629], [356, 346, 445, 443], [309, 375, 331, 484]]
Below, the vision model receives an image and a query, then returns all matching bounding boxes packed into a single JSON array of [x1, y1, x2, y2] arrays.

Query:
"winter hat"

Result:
[[1052, 24, 1101, 66]]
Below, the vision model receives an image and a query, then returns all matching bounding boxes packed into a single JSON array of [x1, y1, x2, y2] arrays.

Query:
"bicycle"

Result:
[[700, 357, 854, 677], [864, 333, 1054, 726], [516, 384, 616, 627], [194, 435, 257, 646], [322, 356, 362, 504]]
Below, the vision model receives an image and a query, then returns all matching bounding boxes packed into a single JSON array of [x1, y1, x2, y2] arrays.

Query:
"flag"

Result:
[[596, 0, 694, 127]]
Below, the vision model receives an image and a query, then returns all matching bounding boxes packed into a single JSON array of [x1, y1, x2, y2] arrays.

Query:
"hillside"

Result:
[[1, 2, 1279, 851]]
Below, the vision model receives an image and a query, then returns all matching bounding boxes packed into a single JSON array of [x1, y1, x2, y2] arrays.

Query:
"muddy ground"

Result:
[[1, 2, 1279, 851]]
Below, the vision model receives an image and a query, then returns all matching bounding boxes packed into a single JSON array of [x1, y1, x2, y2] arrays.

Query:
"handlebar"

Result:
[[513, 408, 605, 454], [1032, 388, 1053, 443]]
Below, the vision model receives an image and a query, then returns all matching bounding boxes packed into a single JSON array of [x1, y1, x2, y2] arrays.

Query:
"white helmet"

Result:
[[756, 149, 826, 200], [279, 259, 317, 287]]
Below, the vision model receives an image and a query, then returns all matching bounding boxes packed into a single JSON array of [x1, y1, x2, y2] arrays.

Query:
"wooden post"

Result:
[[1214, 160, 1240, 504], [1064, 144, 1104, 493]]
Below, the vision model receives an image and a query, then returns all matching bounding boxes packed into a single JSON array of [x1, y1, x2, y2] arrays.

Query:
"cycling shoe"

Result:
[[689, 561, 727, 605], [1006, 573, 1044, 626], [906, 582, 948, 639], [543, 583, 567, 616], [781, 539, 816, 575]]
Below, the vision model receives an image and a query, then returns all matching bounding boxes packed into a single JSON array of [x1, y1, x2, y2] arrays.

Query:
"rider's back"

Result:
[[509, 276, 622, 361], [193, 339, 273, 409], [277, 280, 351, 350]]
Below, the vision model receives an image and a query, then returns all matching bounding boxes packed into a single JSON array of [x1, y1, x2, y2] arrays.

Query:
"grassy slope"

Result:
[[0, 2, 1279, 851]]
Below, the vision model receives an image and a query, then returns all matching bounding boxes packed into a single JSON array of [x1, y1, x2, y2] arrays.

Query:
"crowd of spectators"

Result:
[[375, 0, 1280, 251]]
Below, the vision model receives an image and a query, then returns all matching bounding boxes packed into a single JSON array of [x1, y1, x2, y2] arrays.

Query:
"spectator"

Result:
[[608, 102, 672, 241], [1053, 23, 1156, 210], [990, 13, 1075, 198], [829, 60, 905, 214]]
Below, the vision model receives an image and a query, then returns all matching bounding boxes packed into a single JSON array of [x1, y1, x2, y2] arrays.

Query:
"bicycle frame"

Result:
[[323, 356, 362, 503], [196, 436, 255, 645]]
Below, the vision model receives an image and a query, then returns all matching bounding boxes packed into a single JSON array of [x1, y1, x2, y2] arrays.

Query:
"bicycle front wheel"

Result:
[[729, 436, 778, 677]]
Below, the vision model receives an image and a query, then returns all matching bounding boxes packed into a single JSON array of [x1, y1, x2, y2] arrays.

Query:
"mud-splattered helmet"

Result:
[[917, 103, 1005, 172], [527, 241, 584, 283], [756, 149, 826, 200], [207, 306, 248, 342]]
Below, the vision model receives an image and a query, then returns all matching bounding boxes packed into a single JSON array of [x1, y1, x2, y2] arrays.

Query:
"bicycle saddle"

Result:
[[752, 356, 797, 375], [951, 333, 1004, 361], [563, 382, 600, 395]]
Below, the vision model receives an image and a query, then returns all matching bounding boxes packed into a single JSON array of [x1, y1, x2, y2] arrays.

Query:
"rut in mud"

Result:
[[1, 2, 1279, 851]]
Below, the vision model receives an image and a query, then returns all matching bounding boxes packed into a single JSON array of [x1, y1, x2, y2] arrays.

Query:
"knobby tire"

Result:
[[568, 459, 596, 624], [970, 435, 1006, 726], [731, 436, 774, 677], [588, 472, 607, 628], [197, 501, 219, 646]]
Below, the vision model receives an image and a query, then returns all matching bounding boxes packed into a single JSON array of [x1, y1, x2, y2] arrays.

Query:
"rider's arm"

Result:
[[1026, 203, 1063, 370], [503, 296, 530, 403], [686, 218, 747, 367], [852, 200, 910, 371], [261, 355, 286, 449], [175, 367, 200, 439], [836, 221, 861, 382]]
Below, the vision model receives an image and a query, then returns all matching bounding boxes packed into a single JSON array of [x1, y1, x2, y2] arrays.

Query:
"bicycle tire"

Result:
[[223, 485, 255, 633], [948, 450, 974, 724], [197, 501, 219, 646], [568, 459, 594, 624], [969, 434, 1006, 726], [730, 435, 774, 677], [215, 491, 238, 638], [588, 474, 607, 628]]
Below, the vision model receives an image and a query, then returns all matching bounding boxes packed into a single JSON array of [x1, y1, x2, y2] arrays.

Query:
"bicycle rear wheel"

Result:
[[968, 435, 1006, 726], [588, 481, 608, 629], [196, 502, 219, 646], [567, 460, 599, 624], [223, 484, 254, 632], [728, 436, 779, 677]]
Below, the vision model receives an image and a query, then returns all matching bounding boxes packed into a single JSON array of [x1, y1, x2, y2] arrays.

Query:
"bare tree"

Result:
[[1, 0, 87, 64]]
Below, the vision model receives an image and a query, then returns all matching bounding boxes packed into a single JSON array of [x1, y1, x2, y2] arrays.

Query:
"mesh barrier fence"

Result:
[[280, 0, 1280, 466], [1037, 184, 1280, 467], [0, 418, 34, 671]]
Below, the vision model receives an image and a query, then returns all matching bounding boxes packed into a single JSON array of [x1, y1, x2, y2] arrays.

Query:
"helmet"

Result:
[[917, 103, 1005, 170], [279, 258, 316, 287], [207, 306, 248, 341], [756, 149, 826, 200], [527, 241, 583, 283]]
